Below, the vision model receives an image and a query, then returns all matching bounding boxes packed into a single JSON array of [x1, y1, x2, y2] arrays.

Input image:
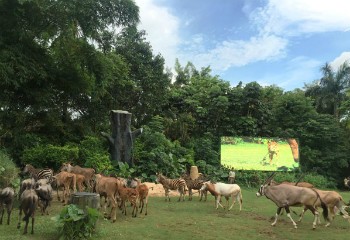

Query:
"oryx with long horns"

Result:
[[256, 172, 329, 229]]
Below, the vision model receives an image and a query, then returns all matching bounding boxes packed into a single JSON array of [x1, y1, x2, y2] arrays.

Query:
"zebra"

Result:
[[22, 164, 53, 183], [156, 173, 187, 202], [181, 173, 208, 201]]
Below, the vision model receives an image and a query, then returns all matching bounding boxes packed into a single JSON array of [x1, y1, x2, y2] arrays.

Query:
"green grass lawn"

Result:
[[1, 188, 350, 240], [221, 143, 298, 171]]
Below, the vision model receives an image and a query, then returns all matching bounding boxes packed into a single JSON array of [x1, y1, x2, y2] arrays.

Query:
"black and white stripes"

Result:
[[22, 164, 53, 182], [156, 173, 187, 202]]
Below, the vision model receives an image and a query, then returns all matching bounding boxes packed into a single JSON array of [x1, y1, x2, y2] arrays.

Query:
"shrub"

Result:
[[55, 204, 99, 240], [79, 136, 112, 172], [22, 144, 79, 170], [0, 150, 20, 188]]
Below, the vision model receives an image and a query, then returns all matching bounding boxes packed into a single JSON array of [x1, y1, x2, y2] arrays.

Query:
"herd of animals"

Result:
[[1, 163, 350, 235]]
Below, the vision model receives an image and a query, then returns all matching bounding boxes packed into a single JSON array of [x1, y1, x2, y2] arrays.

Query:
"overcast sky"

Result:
[[134, 0, 350, 91]]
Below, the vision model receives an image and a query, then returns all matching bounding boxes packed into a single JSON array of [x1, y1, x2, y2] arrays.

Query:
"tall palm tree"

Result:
[[305, 61, 350, 119]]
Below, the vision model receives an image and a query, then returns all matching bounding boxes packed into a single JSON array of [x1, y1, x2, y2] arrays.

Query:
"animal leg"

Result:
[[17, 206, 22, 230], [216, 196, 224, 209], [298, 207, 307, 222], [31, 214, 35, 234], [0, 208, 4, 224], [285, 207, 298, 229], [271, 207, 282, 226]]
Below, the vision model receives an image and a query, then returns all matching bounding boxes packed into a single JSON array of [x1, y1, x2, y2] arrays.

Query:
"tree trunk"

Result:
[[70, 192, 100, 209], [101, 110, 143, 166]]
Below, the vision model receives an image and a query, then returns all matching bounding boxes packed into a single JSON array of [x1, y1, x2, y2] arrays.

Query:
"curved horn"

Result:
[[295, 172, 306, 186], [263, 172, 276, 185]]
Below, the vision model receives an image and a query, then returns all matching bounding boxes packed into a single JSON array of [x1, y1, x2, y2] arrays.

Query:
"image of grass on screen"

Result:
[[220, 137, 299, 171]]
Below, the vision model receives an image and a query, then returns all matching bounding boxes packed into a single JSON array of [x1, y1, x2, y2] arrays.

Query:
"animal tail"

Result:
[[312, 189, 329, 221], [23, 196, 36, 221], [239, 189, 243, 205]]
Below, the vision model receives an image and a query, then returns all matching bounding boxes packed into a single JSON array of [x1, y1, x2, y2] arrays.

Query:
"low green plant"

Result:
[[54, 204, 99, 240], [0, 150, 20, 188]]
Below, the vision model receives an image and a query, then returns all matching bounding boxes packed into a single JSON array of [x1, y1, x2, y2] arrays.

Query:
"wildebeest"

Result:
[[35, 182, 53, 215], [200, 181, 242, 211], [19, 178, 36, 200], [256, 173, 329, 229], [0, 187, 15, 225], [17, 189, 39, 234]]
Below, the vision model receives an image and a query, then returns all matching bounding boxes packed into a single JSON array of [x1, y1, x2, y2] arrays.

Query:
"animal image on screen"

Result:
[[220, 137, 300, 171]]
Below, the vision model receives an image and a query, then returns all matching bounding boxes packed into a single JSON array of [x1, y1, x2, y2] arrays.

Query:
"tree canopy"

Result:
[[1, 0, 350, 187]]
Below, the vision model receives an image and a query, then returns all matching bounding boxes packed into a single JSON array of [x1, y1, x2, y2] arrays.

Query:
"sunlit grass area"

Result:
[[221, 143, 298, 171]]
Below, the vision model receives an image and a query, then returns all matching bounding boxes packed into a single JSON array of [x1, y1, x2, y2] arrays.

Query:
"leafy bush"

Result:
[[55, 204, 99, 240], [79, 136, 111, 169], [133, 125, 192, 179], [22, 144, 79, 170], [0, 150, 20, 188]]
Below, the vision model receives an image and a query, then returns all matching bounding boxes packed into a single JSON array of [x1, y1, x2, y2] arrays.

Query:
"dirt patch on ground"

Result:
[[144, 182, 180, 197]]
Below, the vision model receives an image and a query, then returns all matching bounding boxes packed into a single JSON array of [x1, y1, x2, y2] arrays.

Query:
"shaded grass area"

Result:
[[1, 188, 350, 240]]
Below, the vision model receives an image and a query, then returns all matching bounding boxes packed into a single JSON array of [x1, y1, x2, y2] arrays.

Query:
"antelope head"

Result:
[[256, 172, 276, 197]]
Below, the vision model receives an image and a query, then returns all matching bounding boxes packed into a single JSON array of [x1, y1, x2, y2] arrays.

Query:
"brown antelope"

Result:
[[298, 188, 350, 226], [256, 173, 329, 229], [60, 163, 95, 191], [270, 179, 314, 188], [94, 174, 121, 222]]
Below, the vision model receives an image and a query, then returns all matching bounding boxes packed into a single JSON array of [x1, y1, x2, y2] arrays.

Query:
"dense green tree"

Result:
[[305, 62, 350, 119], [0, 0, 140, 162], [114, 27, 172, 127]]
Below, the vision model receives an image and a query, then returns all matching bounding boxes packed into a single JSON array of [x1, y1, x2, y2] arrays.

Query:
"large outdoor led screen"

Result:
[[221, 137, 300, 171]]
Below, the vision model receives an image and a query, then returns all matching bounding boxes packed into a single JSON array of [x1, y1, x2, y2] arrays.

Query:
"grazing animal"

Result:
[[298, 188, 350, 226], [51, 171, 76, 204], [267, 140, 279, 165], [200, 181, 242, 211], [0, 187, 15, 225], [17, 189, 39, 234], [61, 163, 95, 191], [256, 173, 329, 229], [181, 174, 207, 201], [287, 138, 299, 163], [72, 173, 86, 192], [22, 164, 53, 182], [19, 178, 36, 199], [156, 173, 187, 202], [131, 178, 150, 215], [94, 174, 121, 222], [270, 179, 314, 188], [118, 186, 139, 218], [35, 182, 53, 215]]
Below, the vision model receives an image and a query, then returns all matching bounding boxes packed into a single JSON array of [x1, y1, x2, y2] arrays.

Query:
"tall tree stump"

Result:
[[70, 192, 100, 210], [101, 110, 143, 166]]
